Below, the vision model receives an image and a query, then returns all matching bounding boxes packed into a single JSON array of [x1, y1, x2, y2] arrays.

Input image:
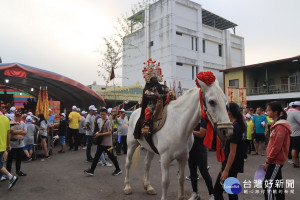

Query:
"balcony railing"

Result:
[[248, 83, 300, 95]]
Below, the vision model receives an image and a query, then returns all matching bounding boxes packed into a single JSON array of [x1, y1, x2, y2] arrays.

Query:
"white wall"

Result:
[[122, 0, 245, 91]]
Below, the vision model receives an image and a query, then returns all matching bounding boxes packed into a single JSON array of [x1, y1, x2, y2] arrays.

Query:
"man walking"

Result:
[[252, 107, 268, 156], [85, 105, 97, 162], [0, 108, 18, 189], [68, 106, 81, 151], [84, 108, 121, 176], [116, 111, 129, 155], [287, 101, 300, 168]]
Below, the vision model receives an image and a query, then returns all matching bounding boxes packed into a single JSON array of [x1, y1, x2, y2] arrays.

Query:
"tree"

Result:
[[97, 0, 158, 86]]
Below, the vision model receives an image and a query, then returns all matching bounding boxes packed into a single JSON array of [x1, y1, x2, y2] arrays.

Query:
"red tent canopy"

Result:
[[0, 63, 104, 109]]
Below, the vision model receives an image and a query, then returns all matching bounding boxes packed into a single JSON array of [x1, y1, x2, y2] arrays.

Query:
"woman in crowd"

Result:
[[37, 114, 49, 160], [263, 101, 291, 200], [214, 102, 245, 200]]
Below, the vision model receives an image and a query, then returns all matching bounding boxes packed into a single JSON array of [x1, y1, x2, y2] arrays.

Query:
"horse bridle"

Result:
[[201, 92, 233, 130]]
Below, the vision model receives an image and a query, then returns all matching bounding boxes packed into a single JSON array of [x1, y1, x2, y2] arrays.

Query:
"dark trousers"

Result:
[[214, 171, 238, 200], [263, 164, 285, 200], [242, 139, 250, 159], [188, 144, 213, 195], [116, 135, 127, 154], [91, 145, 120, 172], [288, 136, 292, 159], [86, 135, 93, 160], [251, 138, 256, 151], [6, 148, 23, 173], [79, 133, 86, 146], [69, 128, 79, 150], [246, 140, 251, 154]]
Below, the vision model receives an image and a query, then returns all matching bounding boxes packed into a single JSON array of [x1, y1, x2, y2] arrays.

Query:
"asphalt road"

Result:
[[0, 146, 299, 200]]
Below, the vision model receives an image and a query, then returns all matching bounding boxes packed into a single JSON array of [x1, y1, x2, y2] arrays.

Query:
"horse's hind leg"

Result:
[[124, 139, 139, 195], [143, 151, 156, 195]]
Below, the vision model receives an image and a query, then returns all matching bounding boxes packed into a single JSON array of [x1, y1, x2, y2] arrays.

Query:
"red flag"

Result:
[[110, 66, 115, 81]]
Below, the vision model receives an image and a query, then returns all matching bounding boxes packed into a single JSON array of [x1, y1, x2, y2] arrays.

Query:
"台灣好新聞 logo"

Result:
[[223, 177, 242, 194]]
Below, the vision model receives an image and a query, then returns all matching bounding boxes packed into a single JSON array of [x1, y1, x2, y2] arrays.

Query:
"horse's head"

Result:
[[196, 76, 233, 145]]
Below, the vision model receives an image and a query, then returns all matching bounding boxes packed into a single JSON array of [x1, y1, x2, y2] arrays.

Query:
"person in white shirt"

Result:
[[116, 111, 129, 155]]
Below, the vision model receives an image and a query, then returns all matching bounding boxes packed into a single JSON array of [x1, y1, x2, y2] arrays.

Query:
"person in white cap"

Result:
[[68, 106, 81, 151], [245, 114, 254, 155], [79, 111, 87, 150], [57, 113, 68, 153], [85, 105, 97, 162], [23, 116, 35, 162], [9, 107, 16, 114], [7, 113, 27, 176], [287, 101, 300, 168]]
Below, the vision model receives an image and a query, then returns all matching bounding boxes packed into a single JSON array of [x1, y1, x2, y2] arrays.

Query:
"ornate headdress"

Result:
[[142, 58, 163, 83], [195, 71, 216, 88]]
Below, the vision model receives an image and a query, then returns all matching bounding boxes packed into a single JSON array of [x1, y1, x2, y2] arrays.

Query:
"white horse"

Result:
[[124, 77, 233, 200]]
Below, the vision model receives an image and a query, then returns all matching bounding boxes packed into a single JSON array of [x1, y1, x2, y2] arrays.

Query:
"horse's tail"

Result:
[[132, 145, 141, 171]]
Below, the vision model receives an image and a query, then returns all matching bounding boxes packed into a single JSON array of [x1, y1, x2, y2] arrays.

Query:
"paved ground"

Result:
[[1, 146, 299, 200]]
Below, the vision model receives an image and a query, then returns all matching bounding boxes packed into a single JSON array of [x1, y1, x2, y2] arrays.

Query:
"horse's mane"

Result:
[[169, 87, 199, 109]]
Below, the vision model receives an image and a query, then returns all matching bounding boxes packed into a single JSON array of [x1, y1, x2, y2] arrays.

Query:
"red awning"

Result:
[[4, 67, 27, 78]]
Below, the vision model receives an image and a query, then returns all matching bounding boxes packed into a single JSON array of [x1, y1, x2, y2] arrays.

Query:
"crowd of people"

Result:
[[0, 100, 299, 200], [187, 100, 300, 200], [0, 104, 129, 190]]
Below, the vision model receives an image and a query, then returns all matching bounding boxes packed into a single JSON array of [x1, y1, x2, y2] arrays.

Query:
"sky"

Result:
[[0, 0, 299, 87]]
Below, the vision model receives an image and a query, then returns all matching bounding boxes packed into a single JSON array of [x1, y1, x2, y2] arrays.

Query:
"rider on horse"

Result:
[[133, 58, 174, 139]]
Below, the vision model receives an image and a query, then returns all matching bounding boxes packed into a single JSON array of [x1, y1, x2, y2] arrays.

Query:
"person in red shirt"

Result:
[[263, 101, 292, 200]]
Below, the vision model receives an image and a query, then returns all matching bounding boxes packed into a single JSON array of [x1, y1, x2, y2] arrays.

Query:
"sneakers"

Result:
[[16, 171, 27, 176], [98, 161, 103, 165], [26, 157, 33, 162], [0, 176, 6, 182], [86, 158, 93, 163], [188, 192, 200, 200], [293, 163, 300, 168], [84, 169, 94, 176], [112, 169, 122, 176], [209, 194, 215, 200], [185, 175, 200, 181], [82, 146, 87, 150], [41, 156, 50, 162], [58, 150, 65, 153], [102, 162, 112, 167], [8, 176, 18, 190], [288, 160, 294, 164]]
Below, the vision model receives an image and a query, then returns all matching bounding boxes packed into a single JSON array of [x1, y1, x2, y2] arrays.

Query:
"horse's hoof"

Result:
[[124, 188, 132, 195], [147, 188, 157, 195]]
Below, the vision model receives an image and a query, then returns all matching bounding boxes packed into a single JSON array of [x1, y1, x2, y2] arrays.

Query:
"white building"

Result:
[[122, 0, 245, 90]]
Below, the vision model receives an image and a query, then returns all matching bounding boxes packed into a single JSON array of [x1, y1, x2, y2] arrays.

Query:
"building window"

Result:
[[218, 44, 222, 57], [192, 66, 195, 80], [176, 62, 183, 66], [203, 40, 205, 53], [195, 38, 198, 51], [191, 37, 194, 50], [176, 31, 182, 36], [192, 66, 199, 80], [229, 79, 239, 88], [150, 41, 153, 47]]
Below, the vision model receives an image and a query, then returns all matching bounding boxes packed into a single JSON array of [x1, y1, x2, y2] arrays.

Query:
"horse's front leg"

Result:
[[124, 140, 139, 195], [143, 151, 156, 195], [177, 156, 188, 200], [160, 154, 171, 200]]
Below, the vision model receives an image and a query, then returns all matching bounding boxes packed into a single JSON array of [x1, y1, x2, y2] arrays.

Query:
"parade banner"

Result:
[[239, 88, 247, 107], [227, 87, 238, 103]]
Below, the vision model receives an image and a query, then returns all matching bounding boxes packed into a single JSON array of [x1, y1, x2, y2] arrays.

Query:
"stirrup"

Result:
[[141, 125, 150, 135]]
